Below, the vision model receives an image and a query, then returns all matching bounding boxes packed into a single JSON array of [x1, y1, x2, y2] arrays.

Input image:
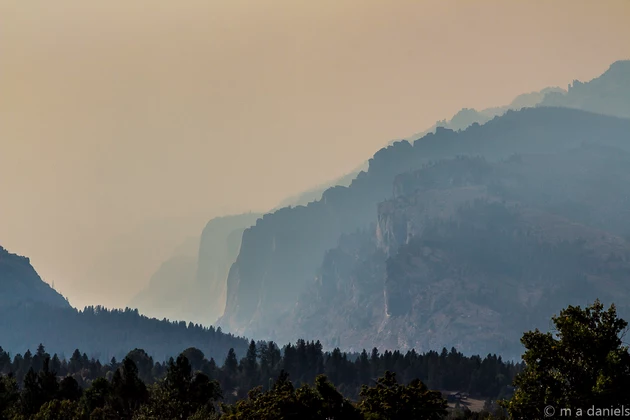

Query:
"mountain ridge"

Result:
[[0, 245, 70, 309], [219, 106, 630, 340]]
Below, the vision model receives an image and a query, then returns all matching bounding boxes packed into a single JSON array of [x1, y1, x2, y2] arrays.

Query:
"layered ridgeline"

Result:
[[130, 213, 262, 325], [401, 59, 630, 143], [278, 82, 569, 209], [128, 73, 575, 326], [405, 86, 564, 142], [0, 245, 249, 361], [539, 59, 630, 119], [128, 236, 200, 322], [219, 105, 630, 340], [286, 146, 630, 357]]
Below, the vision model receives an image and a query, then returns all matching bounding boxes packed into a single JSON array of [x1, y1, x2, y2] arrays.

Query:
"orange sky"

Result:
[[1, 0, 629, 309]]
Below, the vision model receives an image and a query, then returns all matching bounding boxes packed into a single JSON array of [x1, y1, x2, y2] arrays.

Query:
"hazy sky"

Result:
[[2, 0, 629, 309]]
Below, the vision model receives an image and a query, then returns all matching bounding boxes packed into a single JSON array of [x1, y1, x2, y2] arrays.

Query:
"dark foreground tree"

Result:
[[132, 354, 222, 420], [220, 370, 362, 420], [504, 299, 630, 419], [357, 371, 447, 420]]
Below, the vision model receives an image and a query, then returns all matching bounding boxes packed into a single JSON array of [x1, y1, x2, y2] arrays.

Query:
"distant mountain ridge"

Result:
[[283, 147, 630, 357], [276, 85, 566, 212], [0, 245, 250, 361], [538, 59, 630, 119], [131, 60, 630, 352], [219, 106, 630, 342], [0, 246, 69, 308], [129, 213, 263, 325], [403, 87, 565, 142]]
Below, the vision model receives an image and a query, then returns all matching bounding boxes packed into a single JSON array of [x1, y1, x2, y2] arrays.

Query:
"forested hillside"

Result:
[[0, 338, 518, 419], [0, 304, 248, 363], [1, 300, 628, 419]]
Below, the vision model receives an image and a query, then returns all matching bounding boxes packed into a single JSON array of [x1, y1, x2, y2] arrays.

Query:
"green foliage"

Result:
[[0, 340, 521, 419], [220, 370, 362, 420], [0, 375, 19, 420], [109, 356, 149, 418], [33, 399, 83, 420], [503, 299, 630, 419], [357, 371, 447, 420]]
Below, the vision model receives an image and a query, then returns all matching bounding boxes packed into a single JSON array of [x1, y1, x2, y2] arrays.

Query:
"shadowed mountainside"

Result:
[[284, 148, 630, 357], [0, 246, 70, 309], [219, 106, 630, 340], [538, 59, 630, 119]]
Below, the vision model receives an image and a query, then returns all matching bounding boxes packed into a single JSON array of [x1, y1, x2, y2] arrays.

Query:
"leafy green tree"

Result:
[[358, 371, 447, 420], [0, 374, 19, 419], [109, 356, 149, 417], [82, 377, 111, 414], [33, 399, 83, 420], [133, 354, 222, 419], [38, 358, 60, 406], [224, 348, 238, 376], [181, 348, 205, 372], [126, 349, 155, 385], [19, 368, 43, 416], [221, 371, 361, 420], [312, 374, 362, 420], [59, 376, 82, 402], [504, 300, 630, 419]]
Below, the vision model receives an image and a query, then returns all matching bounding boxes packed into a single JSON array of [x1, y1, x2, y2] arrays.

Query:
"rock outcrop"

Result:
[[220, 106, 630, 339], [285, 147, 630, 357]]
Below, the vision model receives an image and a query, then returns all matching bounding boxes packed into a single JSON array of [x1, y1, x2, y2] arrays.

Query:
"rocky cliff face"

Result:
[[285, 146, 630, 357], [539, 60, 630, 119], [0, 246, 70, 308], [130, 213, 262, 325], [220, 107, 630, 339], [195, 213, 262, 323]]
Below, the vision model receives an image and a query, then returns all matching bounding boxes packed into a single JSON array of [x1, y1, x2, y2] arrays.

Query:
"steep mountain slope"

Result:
[[539, 60, 630, 119], [285, 148, 630, 357], [275, 162, 369, 209], [0, 301, 250, 362], [219, 107, 630, 338], [130, 213, 262, 325], [0, 246, 70, 308], [195, 213, 263, 323], [0, 247, 250, 361]]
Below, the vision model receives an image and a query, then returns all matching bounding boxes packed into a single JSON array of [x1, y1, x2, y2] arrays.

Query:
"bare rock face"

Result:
[[0, 246, 70, 309], [130, 213, 262, 325], [220, 106, 630, 344], [195, 213, 263, 323], [284, 144, 630, 358]]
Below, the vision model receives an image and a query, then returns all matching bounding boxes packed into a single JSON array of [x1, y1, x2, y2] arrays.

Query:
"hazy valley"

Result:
[[2, 5, 630, 415]]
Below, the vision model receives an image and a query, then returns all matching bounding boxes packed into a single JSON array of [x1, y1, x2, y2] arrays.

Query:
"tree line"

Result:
[[0, 340, 519, 401], [0, 339, 517, 419], [2, 299, 629, 418], [0, 304, 250, 363]]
